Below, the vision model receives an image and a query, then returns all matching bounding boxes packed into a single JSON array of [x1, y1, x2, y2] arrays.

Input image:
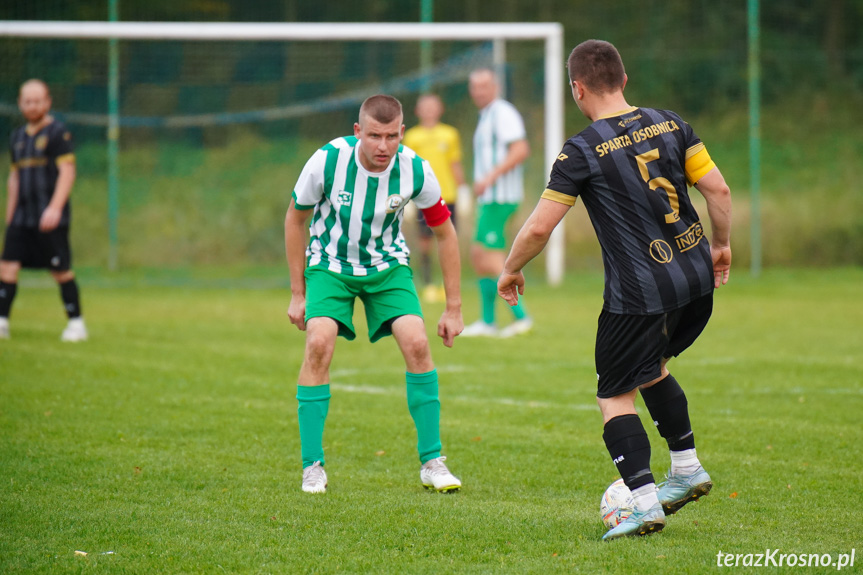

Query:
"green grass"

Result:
[[1, 267, 861, 573]]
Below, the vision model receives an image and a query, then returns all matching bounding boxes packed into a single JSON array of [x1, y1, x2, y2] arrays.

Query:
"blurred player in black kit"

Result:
[[1, 79, 87, 341]]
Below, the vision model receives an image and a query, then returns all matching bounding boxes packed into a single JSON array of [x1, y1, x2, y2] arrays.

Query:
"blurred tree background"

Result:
[[0, 1, 860, 269]]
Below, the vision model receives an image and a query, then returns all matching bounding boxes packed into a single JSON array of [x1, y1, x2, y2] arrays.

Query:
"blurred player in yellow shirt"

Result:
[[403, 94, 467, 302]]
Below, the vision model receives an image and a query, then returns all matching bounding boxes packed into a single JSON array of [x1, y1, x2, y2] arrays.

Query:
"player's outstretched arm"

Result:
[[285, 200, 312, 331], [430, 217, 463, 347], [499, 198, 570, 305], [694, 167, 732, 288]]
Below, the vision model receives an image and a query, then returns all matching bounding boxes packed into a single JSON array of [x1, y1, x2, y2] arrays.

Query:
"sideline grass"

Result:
[[1, 267, 861, 573]]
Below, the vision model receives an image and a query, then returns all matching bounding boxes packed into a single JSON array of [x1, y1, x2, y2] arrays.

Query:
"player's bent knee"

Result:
[[597, 390, 639, 424], [639, 366, 670, 390], [51, 270, 75, 283], [0, 260, 21, 283], [406, 338, 431, 362], [304, 333, 336, 367], [305, 333, 334, 355], [469, 245, 487, 269], [397, 332, 432, 370]]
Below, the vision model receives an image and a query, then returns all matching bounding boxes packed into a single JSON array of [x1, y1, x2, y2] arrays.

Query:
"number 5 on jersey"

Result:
[[635, 148, 680, 224]]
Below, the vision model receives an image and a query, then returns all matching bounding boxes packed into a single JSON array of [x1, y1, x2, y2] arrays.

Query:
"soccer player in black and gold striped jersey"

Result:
[[1, 79, 87, 341], [498, 40, 732, 540]]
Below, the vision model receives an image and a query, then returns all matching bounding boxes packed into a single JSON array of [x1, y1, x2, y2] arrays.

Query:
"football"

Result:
[[600, 478, 635, 529]]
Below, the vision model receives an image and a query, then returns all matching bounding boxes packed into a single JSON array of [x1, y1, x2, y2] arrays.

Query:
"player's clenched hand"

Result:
[[288, 295, 306, 331], [711, 245, 732, 288], [437, 308, 463, 348], [39, 206, 62, 232], [497, 270, 524, 307]]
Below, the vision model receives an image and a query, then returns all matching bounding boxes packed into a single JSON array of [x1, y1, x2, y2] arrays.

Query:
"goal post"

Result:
[[0, 20, 566, 284]]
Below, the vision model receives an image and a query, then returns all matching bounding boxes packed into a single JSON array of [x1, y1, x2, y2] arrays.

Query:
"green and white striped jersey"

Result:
[[473, 98, 527, 205], [292, 136, 442, 276]]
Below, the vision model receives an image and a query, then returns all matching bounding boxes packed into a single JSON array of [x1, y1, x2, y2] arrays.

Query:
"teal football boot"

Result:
[[602, 503, 666, 541], [657, 466, 712, 515]]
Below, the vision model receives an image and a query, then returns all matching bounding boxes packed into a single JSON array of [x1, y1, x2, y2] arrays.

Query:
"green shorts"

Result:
[[304, 265, 423, 342], [474, 203, 519, 249]]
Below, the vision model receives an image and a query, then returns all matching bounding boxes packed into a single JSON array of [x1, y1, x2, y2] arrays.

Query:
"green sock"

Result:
[[511, 298, 528, 320], [406, 370, 442, 464], [297, 384, 330, 468], [479, 277, 497, 325]]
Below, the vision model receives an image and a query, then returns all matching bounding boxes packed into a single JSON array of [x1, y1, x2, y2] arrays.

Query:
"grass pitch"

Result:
[[1, 267, 861, 573]]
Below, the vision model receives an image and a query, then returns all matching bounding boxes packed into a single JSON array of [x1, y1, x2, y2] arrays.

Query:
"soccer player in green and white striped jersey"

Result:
[[285, 95, 464, 494]]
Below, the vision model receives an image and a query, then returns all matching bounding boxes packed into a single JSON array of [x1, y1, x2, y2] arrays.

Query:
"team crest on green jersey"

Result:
[[385, 194, 404, 214], [336, 190, 352, 206]]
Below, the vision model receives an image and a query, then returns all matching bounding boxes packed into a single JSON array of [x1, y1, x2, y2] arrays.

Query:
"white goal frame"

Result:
[[0, 21, 566, 284]]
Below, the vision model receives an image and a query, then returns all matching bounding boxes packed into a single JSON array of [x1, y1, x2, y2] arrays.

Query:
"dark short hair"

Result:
[[567, 40, 626, 94], [359, 94, 403, 125]]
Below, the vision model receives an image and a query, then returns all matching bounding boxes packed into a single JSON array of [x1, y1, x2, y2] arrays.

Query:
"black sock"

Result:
[[0, 281, 17, 318], [59, 278, 82, 319], [640, 374, 695, 451], [603, 414, 655, 490]]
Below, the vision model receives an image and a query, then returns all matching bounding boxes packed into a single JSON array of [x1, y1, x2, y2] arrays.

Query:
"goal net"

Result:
[[0, 22, 565, 282]]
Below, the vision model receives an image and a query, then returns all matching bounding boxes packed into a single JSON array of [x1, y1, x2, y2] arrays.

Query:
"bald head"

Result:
[[469, 68, 499, 109], [20, 79, 50, 98], [18, 79, 52, 124]]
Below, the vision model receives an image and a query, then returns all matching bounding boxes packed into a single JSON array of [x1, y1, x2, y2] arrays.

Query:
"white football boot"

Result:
[[61, 318, 88, 342], [302, 461, 327, 494], [459, 320, 498, 338], [420, 456, 461, 493], [499, 317, 533, 338], [0, 317, 9, 339]]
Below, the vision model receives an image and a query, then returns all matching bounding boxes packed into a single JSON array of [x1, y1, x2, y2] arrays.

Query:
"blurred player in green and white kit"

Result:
[[285, 94, 463, 494], [462, 69, 532, 338]]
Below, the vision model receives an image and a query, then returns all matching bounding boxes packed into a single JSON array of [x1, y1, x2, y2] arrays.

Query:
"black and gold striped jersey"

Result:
[[544, 107, 716, 315], [9, 120, 75, 228]]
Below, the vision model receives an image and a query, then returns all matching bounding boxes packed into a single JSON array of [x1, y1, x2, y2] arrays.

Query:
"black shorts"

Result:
[[1, 225, 72, 271], [417, 204, 457, 238], [595, 293, 713, 399]]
